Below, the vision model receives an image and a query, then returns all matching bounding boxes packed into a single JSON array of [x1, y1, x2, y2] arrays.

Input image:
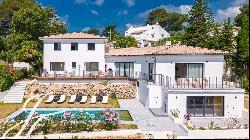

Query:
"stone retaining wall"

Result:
[[25, 83, 137, 99]]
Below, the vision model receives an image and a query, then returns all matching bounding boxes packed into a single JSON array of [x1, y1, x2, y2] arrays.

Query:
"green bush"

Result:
[[0, 75, 14, 92], [242, 74, 249, 92], [110, 92, 117, 99]]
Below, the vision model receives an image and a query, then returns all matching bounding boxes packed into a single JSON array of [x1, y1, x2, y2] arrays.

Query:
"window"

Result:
[[88, 43, 95, 50], [71, 43, 78, 51], [50, 62, 64, 71], [175, 63, 203, 79], [54, 42, 61, 51], [72, 62, 76, 69], [114, 62, 134, 77], [187, 96, 224, 117], [161, 34, 164, 38], [86, 62, 99, 71]]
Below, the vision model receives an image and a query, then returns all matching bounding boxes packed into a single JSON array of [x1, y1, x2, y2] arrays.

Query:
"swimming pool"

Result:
[[11, 108, 133, 121]]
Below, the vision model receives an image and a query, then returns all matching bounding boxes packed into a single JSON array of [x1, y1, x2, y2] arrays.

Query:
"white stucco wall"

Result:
[[167, 90, 245, 119], [106, 55, 225, 80], [42, 39, 106, 76]]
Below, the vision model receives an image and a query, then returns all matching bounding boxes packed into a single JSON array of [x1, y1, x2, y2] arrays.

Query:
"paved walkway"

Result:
[[119, 99, 187, 136]]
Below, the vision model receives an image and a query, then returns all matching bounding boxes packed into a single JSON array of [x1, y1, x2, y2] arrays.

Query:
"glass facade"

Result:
[[114, 62, 134, 77], [187, 96, 224, 117]]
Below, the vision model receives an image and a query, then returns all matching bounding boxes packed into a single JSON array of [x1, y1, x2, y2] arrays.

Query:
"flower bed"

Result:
[[29, 109, 135, 135]]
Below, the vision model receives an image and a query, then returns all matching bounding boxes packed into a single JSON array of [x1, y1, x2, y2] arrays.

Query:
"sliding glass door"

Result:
[[187, 96, 224, 117], [115, 62, 134, 77], [175, 63, 203, 78]]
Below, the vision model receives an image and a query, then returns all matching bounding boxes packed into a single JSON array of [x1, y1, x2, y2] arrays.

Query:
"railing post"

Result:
[[209, 77, 210, 88], [83, 70, 84, 78], [216, 77, 217, 88], [202, 77, 204, 89], [54, 71, 56, 78], [222, 76, 224, 89]]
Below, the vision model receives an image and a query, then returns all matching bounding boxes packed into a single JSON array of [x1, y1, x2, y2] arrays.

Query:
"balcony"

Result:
[[138, 73, 243, 90]]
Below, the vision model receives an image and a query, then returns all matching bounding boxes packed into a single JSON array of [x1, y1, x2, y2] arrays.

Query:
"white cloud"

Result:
[[137, 4, 191, 18], [91, 10, 99, 15], [214, 0, 249, 23], [75, 0, 87, 4], [117, 10, 128, 16], [125, 23, 143, 29], [94, 0, 104, 6], [82, 27, 91, 31], [123, 0, 135, 7]]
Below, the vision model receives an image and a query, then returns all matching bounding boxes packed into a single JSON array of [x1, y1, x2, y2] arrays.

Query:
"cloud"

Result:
[[123, 0, 135, 7], [94, 0, 104, 6], [214, 0, 249, 23], [91, 10, 99, 15], [117, 10, 128, 16], [137, 4, 191, 18], [75, 0, 87, 4], [125, 23, 143, 29], [82, 27, 91, 31]]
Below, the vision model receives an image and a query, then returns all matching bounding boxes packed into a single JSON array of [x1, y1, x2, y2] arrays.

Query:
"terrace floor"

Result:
[[119, 99, 187, 136]]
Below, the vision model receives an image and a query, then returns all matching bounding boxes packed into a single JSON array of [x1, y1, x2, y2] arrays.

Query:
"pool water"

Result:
[[13, 109, 133, 121]]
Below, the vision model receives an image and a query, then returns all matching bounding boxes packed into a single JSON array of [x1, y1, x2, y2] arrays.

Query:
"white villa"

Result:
[[125, 23, 170, 47], [39, 32, 245, 120]]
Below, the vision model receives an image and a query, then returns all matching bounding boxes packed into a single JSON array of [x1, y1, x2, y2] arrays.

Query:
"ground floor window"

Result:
[[50, 62, 65, 71], [86, 62, 99, 71], [187, 96, 224, 117], [114, 62, 134, 77]]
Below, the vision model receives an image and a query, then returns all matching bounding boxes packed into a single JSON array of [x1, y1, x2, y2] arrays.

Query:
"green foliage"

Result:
[[183, 0, 214, 48], [242, 73, 249, 92], [235, 3, 249, 27], [100, 80, 109, 86], [110, 92, 117, 99], [83, 28, 100, 36], [0, 75, 13, 92], [102, 24, 120, 41], [113, 35, 137, 48], [0, 0, 66, 71], [146, 8, 187, 32], [156, 33, 183, 46]]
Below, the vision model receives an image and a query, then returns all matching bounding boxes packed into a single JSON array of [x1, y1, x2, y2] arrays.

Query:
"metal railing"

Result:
[[139, 72, 164, 85], [165, 76, 243, 89]]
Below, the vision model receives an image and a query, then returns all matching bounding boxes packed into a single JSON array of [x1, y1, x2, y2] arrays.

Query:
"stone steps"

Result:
[[1, 82, 26, 103]]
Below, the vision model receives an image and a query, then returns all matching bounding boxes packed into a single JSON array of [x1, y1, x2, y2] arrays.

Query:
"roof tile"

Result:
[[39, 32, 108, 39]]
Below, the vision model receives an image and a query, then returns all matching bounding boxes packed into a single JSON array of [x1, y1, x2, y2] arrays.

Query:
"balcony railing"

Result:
[[138, 72, 243, 90], [166, 76, 242, 89]]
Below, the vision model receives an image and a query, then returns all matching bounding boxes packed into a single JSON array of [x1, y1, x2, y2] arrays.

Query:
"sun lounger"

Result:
[[57, 95, 66, 104], [68, 95, 77, 104], [45, 95, 54, 104], [80, 96, 87, 104], [90, 96, 96, 104], [102, 96, 108, 104]]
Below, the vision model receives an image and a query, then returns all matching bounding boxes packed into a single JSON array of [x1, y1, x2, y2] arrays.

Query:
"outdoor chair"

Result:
[[90, 96, 96, 104], [102, 96, 108, 104], [45, 95, 54, 104], [68, 95, 77, 104], [57, 95, 66, 104], [80, 96, 88, 104]]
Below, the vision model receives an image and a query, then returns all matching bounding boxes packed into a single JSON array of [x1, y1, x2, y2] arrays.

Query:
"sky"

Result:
[[37, 0, 248, 33]]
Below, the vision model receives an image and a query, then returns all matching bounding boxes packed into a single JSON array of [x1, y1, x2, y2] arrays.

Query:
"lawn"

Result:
[[26, 96, 120, 108], [0, 103, 22, 119], [119, 110, 133, 121]]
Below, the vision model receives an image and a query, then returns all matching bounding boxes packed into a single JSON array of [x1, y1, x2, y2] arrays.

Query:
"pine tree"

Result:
[[183, 0, 214, 48]]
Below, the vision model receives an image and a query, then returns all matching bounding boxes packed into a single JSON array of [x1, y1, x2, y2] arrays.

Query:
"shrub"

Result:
[[100, 109, 119, 130], [199, 127, 206, 130], [100, 80, 109, 86], [0, 75, 14, 92], [170, 109, 180, 118], [110, 92, 117, 99]]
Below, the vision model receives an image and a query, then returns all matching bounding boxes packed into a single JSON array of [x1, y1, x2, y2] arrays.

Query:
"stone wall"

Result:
[[25, 83, 137, 99]]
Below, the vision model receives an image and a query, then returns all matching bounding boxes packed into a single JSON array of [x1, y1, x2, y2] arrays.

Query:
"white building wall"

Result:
[[168, 90, 244, 119], [43, 39, 106, 76]]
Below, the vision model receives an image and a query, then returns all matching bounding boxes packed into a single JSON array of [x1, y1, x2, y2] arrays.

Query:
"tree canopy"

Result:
[[0, 0, 66, 70], [102, 24, 120, 41], [235, 3, 249, 27], [83, 28, 100, 36], [113, 35, 138, 48], [146, 8, 187, 32]]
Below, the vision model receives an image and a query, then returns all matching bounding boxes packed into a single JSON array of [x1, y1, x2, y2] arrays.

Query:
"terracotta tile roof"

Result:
[[105, 45, 229, 56], [39, 32, 108, 39]]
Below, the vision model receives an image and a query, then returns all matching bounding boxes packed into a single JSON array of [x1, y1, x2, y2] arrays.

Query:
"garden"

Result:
[[0, 108, 137, 137]]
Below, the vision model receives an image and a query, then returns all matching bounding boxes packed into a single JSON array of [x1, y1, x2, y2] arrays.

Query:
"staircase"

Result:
[[1, 82, 26, 103]]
